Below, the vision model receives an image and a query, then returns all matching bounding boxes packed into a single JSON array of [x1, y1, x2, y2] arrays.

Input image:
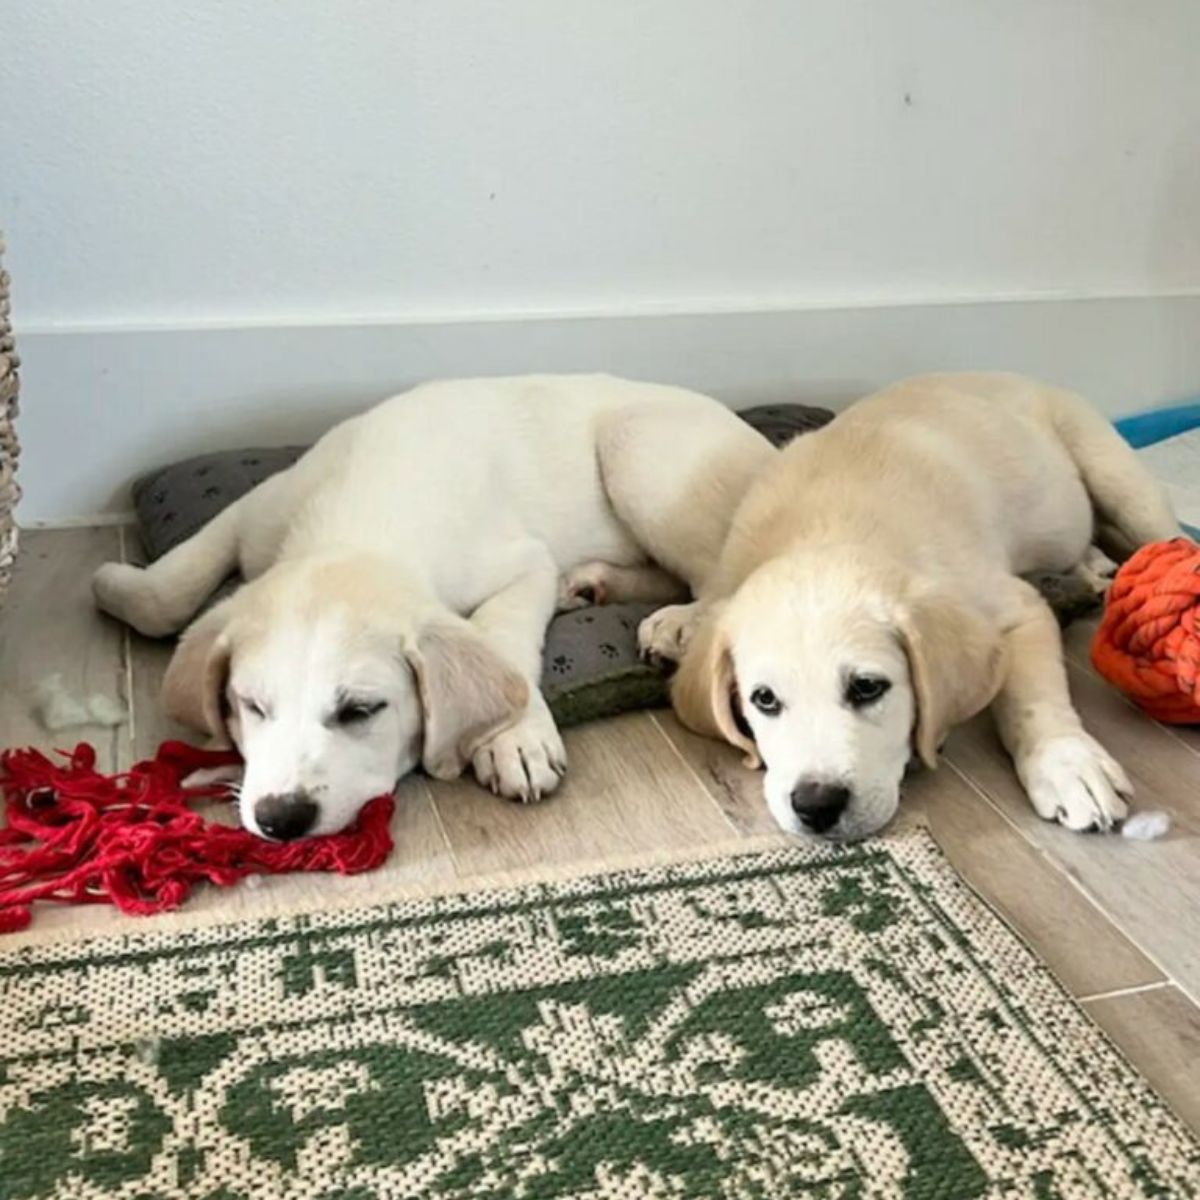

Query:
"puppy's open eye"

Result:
[[334, 699, 387, 727], [749, 686, 783, 716], [846, 675, 891, 708]]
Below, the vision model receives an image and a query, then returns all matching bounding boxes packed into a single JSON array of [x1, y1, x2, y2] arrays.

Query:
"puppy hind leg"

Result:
[[92, 501, 244, 637], [992, 583, 1130, 833], [557, 560, 688, 611], [1048, 387, 1180, 558], [597, 403, 772, 595], [1074, 544, 1119, 594]]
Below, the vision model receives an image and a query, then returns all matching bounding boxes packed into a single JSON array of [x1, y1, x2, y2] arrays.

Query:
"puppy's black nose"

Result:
[[790, 779, 851, 834], [254, 793, 318, 841]]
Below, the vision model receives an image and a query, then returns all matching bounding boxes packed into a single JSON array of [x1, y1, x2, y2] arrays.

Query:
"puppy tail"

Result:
[[1048, 387, 1180, 561]]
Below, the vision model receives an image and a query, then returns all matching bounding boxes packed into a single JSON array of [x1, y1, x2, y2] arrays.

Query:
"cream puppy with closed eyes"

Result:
[[93, 375, 770, 839]]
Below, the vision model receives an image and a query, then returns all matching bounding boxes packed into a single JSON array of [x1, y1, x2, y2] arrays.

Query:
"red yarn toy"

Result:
[[1092, 537, 1200, 723], [0, 740, 394, 933]]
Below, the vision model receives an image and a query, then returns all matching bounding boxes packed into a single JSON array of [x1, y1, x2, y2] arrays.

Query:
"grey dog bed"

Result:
[[132, 404, 1100, 728]]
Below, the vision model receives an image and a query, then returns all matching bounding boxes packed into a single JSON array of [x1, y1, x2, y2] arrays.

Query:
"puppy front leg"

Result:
[[637, 599, 709, 666], [468, 549, 566, 803], [992, 586, 1130, 832]]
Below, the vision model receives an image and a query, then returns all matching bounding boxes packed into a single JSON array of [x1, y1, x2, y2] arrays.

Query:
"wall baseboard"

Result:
[[15, 293, 1200, 521], [21, 512, 137, 531]]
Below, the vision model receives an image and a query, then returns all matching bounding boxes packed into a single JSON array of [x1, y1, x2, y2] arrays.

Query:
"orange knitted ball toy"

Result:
[[1092, 537, 1200, 723]]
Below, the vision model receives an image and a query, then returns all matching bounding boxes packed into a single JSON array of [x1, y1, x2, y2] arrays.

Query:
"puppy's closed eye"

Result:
[[332, 699, 388, 728]]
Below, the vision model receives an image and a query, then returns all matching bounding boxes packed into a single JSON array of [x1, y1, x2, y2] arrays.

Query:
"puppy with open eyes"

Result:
[[640, 372, 1179, 842]]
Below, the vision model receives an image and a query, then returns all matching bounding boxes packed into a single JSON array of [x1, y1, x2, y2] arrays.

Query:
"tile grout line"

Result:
[[943, 757, 1074, 863], [1051, 862, 1200, 1008], [424, 782, 465, 877], [1149, 718, 1200, 764], [647, 712, 744, 837], [1077, 979, 1173, 1005], [943, 756, 1199, 1007], [1064, 647, 1200, 763]]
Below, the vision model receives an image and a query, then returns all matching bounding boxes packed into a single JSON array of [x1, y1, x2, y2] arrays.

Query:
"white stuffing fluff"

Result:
[[32, 674, 92, 730], [32, 674, 128, 731], [1121, 811, 1171, 840], [87, 693, 129, 726]]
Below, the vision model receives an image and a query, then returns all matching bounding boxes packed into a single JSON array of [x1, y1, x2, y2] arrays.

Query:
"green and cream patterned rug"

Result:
[[1, 832, 1197, 1199]]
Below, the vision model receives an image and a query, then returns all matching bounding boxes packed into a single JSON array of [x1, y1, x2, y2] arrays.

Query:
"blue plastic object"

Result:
[[1114, 400, 1200, 449]]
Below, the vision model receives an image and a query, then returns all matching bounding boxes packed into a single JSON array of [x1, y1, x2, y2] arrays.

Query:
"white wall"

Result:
[[4, 0, 1200, 518]]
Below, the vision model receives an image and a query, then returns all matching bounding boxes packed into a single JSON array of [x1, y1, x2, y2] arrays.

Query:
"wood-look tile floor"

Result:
[[3, 527, 1199, 1131]]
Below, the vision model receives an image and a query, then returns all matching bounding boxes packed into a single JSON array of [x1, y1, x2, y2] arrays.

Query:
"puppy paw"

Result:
[[556, 562, 611, 612], [92, 561, 143, 617], [92, 562, 181, 637], [1018, 733, 1131, 832], [182, 764, 244, 790], [637, 602, 699, 666], [472, 712, 567, 803], [1076, 545, 1120, 595]]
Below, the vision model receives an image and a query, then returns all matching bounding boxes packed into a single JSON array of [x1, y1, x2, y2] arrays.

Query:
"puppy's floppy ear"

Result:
[[670, 608, 761, 768], [162, 598, 236, 746], [405, 619, 529, 780], [896, 588, 1007, 768]]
